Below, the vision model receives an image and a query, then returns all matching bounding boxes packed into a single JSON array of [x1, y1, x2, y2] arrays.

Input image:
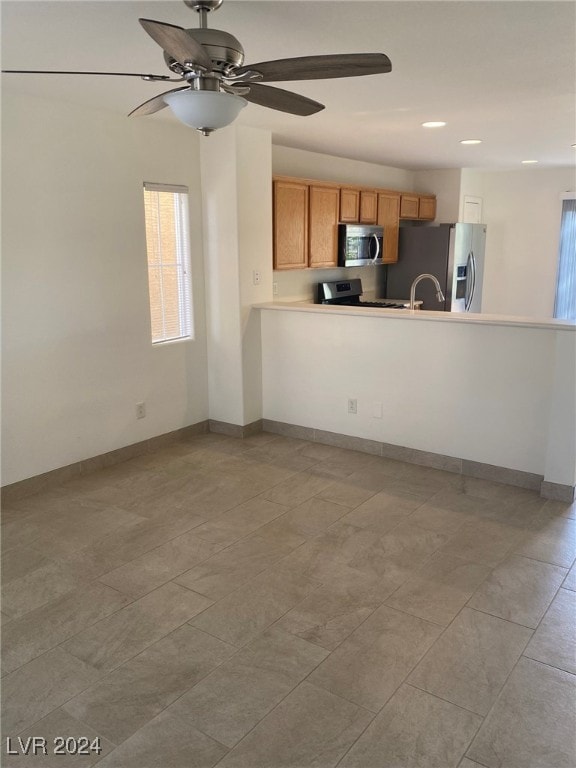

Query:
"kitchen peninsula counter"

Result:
[[255, 300, 576, 503], [256, 300, 576, 331]]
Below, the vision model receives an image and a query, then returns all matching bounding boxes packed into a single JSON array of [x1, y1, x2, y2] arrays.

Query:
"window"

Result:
[[143, 182, 193, 343], [554, 198, 576, 320]]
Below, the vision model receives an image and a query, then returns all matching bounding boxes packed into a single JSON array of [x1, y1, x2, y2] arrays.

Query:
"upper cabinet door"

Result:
[[377, 192, 400, 264], [273, 180, 309, 270], [359, 190, 378, 223], [399, 194, 420, 219], [309, 185, 340, 269], [418, 196, 437, 220], [340, 188, 360, 222]]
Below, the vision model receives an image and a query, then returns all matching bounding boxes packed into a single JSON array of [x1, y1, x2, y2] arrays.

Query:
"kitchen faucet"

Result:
[[409, 273, 445, 310]]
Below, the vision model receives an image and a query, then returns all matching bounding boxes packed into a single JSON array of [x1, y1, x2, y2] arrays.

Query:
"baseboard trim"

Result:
[[1, 421, 210, 504], [4, 418, 573, 505], [540, 481, 576, 503], [208, 419, 263, 438], [261, 419, 569, 500]]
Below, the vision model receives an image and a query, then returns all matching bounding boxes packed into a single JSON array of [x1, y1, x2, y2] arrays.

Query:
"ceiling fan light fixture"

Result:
[[163, 89, 247, 133]]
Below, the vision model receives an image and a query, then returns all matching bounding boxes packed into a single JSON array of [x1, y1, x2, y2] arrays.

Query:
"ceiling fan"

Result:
[[2, 0, 392, 136]]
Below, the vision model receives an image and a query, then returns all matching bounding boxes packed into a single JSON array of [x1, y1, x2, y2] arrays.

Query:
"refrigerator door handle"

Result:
[[465, 251, 477, 311], [370, 233, 381, 263]]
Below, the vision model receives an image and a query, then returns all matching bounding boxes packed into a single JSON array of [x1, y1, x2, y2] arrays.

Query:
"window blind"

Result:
[[143, 183, 193, 343], [554, 199, 576, 320]]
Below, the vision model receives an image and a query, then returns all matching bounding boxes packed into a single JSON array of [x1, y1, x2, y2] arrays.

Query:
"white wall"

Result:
[[271, 145, 414, 301], [414, 169, 461, 223], [261, 308, 575, 486], [1, 91, 209, 485], [460, 167, 574, 317]]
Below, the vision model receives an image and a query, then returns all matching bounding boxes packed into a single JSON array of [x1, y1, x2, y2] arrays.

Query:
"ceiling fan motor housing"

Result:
[[183, 0, 224, 11], [163, 28, 244, 74]]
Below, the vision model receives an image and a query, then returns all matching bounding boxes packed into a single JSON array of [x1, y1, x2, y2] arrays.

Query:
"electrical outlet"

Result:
[[348, 398, 358, 415], [372, 402, 383, 418], [136, 402, 146, 419], [252, 270, 262, 286]]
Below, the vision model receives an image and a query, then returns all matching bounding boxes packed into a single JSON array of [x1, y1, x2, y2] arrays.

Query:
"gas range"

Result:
[[316, 279, 417, 309]]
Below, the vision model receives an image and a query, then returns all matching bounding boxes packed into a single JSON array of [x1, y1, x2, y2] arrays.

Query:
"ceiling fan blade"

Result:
[[242, 83, 324, 116], [139, 18, 213, 72], [128, 86, 190, 117], [1, 69, 178, 81], [235, 53, 392, 82]]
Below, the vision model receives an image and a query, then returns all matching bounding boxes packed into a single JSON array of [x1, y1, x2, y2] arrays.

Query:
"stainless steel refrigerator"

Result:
[[386, 223, 487, 312]]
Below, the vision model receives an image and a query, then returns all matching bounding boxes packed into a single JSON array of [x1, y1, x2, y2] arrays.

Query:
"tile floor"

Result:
[[2, 431, 575, 768]]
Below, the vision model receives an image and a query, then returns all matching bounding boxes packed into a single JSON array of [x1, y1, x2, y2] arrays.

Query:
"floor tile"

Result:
[[2, 559, 91, 618], [174, 534, 294, 600], [2, 647, 102, 735], [190, 497, 289, 546], [260, 470, 333, 507], [1, 545, 50, 584], [523, 587, 575, 673], [62, 625, 236, 744], [214, 681, 373, 768], [340, 490, 423, 534], [254, 497, 351, 550], [27, 505, 147, 557], [516, 516, 576, 567], [562, 560, 576, 590], [315, 479, 376, 509], [406, 503, 469, 535], [467, 555, 567, 628], [64, 507, 209, 576], [308, 604, 442, 712], [340, 684, 482, 768], [277, 567, 409, 650], [266, 522, 377, 584], [438, 518, 528, 567], [94, 708, 227, 768], [4, 433, 572, 768], [348, 521, 449, 574], [385, 553, 491, 626], [63, 582, 212, 672], [408, 607, 532, 715], [467, 657, 576, 768], [1, 518, 43, 553], [189, 567, 320, 647], [169, 627, 328, 747], [1, 583, 132, 674], [3, 708, 115, 767], [98, 531, 221, 598]]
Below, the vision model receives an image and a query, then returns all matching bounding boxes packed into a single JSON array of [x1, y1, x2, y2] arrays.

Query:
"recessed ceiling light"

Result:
[[521, 160, 539, 164], [572, 144, 576, 148], [422, 121, 446, 128], [460, 139, 482, 145]]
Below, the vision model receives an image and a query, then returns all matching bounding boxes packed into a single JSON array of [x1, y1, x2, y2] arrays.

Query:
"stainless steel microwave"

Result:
[[338, 223, 384, 267]]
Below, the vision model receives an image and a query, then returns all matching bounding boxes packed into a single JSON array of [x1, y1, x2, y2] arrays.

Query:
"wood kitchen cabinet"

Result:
[[273, 175, 436, 270], [273, 179, 308, 270], [377, 192, 401, 263], [340, 188, 360, 222], [308, 184, 340, 268], [359, 190, 378, 224], [418, 195, 437, 220], [399, 194, 420, 219], [399, 193, 437, 221]]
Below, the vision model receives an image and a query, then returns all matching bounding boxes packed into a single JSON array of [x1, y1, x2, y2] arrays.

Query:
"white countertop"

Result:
[[255, 300, 576, 331]]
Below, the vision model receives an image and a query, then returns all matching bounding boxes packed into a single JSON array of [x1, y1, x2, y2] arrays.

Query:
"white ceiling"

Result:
[[2, 0, 575, 171]]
